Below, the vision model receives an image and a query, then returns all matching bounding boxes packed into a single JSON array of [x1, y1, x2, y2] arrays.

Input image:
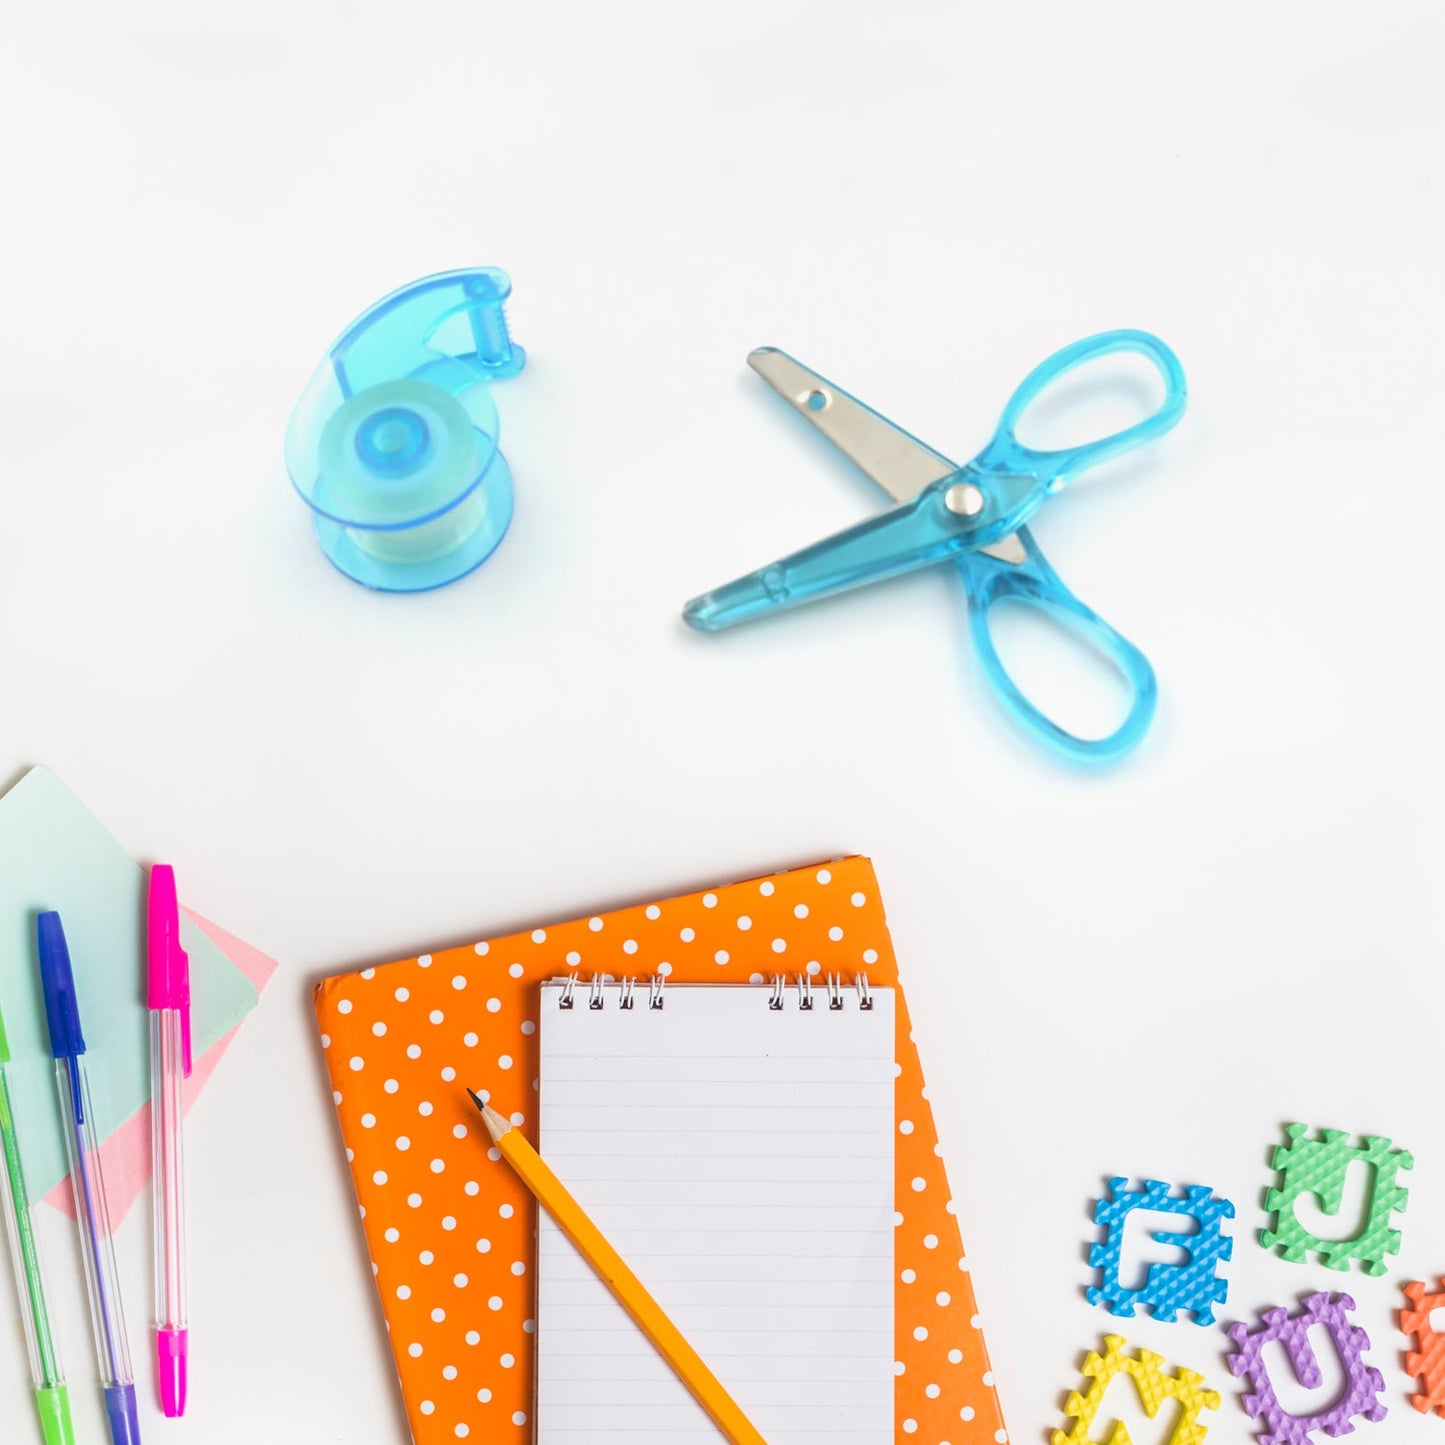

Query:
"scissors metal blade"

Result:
[[747, 347, 1026, 565]]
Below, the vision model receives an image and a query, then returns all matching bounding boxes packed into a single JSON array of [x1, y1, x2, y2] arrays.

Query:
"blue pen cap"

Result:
[[36, 912, 86, 1060], [104, 1384, 141, 1445]]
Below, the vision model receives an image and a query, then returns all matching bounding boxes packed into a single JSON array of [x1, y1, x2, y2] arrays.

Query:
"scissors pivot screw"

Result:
[[945, 482, 986, 518]]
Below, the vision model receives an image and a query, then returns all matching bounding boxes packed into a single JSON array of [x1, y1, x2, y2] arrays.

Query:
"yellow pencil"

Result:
[[466, 1088, 769, 1445]]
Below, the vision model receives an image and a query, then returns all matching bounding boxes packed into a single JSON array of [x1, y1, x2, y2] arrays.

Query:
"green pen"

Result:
[[0, 1001, 75, 1445]]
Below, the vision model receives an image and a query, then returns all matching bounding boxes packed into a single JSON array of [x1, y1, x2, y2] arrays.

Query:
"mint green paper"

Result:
[[0, 767, 259, 1197]]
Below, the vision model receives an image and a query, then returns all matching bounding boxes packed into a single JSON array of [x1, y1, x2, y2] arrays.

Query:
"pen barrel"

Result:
[[0, 1065, 65, 1392], [55, 1057, 134, 1392], [150, 1010, 187, 1333]]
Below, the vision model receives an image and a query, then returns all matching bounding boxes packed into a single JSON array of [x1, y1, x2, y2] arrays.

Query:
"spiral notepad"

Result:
[[536, 975, 895, 1444]]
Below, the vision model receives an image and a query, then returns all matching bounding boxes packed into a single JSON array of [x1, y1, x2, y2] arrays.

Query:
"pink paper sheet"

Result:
[[43, 909, 277, 1225]]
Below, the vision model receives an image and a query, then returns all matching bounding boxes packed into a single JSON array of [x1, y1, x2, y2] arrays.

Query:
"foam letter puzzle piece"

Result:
[[1259, 1124, 1412, 1276], [1053, 1334, 1220, 1445], [1087, 1177, 1234, 1325], [1226, 1291, 1386, 1444], [1403, 1278, 1445, 1418]]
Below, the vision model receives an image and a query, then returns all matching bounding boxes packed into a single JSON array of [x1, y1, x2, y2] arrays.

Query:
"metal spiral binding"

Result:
[[762, 972, 872, 1009], [561, 972, 872, 1012], [558, 974, 666, 1009]]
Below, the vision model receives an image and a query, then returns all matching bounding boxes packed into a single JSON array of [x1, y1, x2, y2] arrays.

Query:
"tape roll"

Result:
[[286, 270, 521, 592]]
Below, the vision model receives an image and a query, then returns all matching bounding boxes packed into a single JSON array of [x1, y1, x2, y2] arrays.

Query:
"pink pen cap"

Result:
[[146, 864, 191, 1076], [155, 1330, 187, 1419]]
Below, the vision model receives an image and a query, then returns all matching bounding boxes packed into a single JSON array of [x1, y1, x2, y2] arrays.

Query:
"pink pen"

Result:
[[147, 866, 190, 1418]]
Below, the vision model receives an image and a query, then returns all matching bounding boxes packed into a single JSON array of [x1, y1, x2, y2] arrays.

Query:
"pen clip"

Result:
[[147, 865, 193, 1076]]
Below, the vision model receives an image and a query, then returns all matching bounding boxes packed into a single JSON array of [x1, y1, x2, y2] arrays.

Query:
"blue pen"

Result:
[[36, 912, 141, 1445]]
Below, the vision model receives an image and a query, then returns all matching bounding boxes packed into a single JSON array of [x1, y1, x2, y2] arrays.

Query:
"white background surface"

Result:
[[2, 4, 1443, 1443]]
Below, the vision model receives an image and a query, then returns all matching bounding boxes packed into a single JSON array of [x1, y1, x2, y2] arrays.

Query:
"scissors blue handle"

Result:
[[683, 330, 1186, 762], [955, 526, 1157, 762], [978, 329, 1186, 491]]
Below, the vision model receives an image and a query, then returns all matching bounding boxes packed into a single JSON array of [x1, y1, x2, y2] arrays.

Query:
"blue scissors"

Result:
[[682, 330, 1186, 763]]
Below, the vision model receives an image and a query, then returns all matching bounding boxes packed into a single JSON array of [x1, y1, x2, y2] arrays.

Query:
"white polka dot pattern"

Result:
[[315, 856, 1007, 1444]]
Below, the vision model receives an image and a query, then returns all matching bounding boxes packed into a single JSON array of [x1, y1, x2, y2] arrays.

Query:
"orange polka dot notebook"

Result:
[[314, 856, 1009, 1445]]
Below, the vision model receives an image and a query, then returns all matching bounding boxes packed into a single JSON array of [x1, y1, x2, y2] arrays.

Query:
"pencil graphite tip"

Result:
[[466, 1089, 509, 1142]]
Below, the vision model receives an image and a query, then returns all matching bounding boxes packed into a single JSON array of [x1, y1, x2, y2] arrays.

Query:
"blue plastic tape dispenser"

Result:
[[286, 268, 525, 592]]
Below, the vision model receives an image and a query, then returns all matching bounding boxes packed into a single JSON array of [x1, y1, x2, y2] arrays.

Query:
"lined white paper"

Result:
[[536, 981, 895, 1444]]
